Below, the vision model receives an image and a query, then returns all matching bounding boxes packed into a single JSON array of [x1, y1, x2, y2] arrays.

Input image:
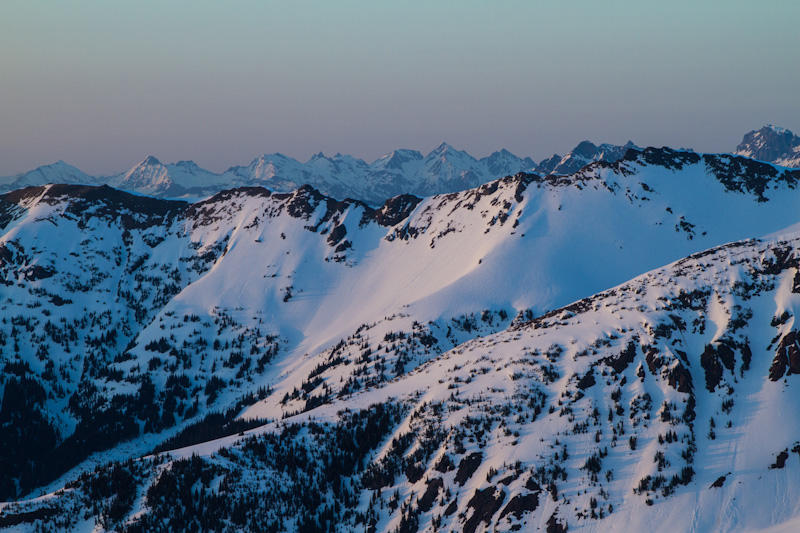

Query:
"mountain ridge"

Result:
[[0, 140, 639, 205], [5, 125, 795, 205]]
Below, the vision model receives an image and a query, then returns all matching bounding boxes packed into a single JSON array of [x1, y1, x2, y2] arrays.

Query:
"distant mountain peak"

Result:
[[429, 141, 455, 155], [0, 160, 97, 191], [483, 148, 516, 160], [734, 125, 800, 168], [10, 126, 799, 205], [374, 149, 424, 170], [41, 160, 79, 171], [536, 139, 640, 175], [572, 140, 599, 158], [764, 124, 788, 134]]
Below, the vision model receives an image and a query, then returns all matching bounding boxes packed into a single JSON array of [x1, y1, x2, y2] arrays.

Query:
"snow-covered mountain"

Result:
[[0, 144, 539, 205], [218, 142, 538, 204], [105, 156, 225, 197], [2, 148, 800, 530], [535, 140, 640, 175], [0, 140, 640, 205], [5, 127, 797, 207], [0, 160, 101, 192], [734, 125, 800, 168]]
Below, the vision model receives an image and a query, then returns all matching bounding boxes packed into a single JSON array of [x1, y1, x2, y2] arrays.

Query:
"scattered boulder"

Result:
[[710, 474, 728, 489], [769, 331, 800, 381], [606, 342, 637, 374], [498, 492, 539, 521], [546, 510, 568, 533], [463, 486, 505, 533], [417, 477, 443, 512], [455, 453, 483, 486], [770, 450, 790, 469], [576, 370, 596, 390]]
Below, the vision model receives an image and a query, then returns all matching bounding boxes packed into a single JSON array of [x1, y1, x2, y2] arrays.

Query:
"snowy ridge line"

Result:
[[3, 125, 797, 206]]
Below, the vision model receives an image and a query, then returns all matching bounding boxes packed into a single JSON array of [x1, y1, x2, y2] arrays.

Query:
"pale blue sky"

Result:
[[1, 1, 798, 175]]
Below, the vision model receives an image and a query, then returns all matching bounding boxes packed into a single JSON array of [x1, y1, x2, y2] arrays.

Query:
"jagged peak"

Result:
[[571, 140, 599, 158], [232, 153, 298, 173], [428, 141, 456, 156], [740, 125, 797, 142], [173, 160, 202, 170], [138, 155, 163, 167], [483, 148, 517, 159], [762, 124, 790, 135], [734, 125, 800, 167], [373, 149, 424, 170], [252, 152, 294, 165], [382, 148, 424, 160]]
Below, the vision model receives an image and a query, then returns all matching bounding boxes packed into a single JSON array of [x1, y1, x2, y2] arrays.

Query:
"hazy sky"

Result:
[[1, 1, 798, 175]]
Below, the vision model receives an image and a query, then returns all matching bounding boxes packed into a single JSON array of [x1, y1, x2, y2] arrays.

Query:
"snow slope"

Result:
[[1, 149, 800, 530], [5, 192, 800, 531]]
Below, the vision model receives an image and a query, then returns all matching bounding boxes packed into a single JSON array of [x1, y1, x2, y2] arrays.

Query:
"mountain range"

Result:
[[0, 141, 626, 205], [3, 126, 797, 207], [2, 141, 800, 531]]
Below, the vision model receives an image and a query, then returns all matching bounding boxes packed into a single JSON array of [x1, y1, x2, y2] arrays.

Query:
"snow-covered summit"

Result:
[[106, 155, 226, 196], [535, 140, 640, 175], [734, 125, 800, 168], [216, 143, 536, 204], [372, 149, 425, 170], [479, 148, 537, 177], [0, 160, 99, 191]]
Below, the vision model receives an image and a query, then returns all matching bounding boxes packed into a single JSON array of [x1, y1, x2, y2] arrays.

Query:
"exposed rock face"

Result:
[[734, 125, 800, 168], [770, 331, 800, 381], [536, 140, 639, 175]]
